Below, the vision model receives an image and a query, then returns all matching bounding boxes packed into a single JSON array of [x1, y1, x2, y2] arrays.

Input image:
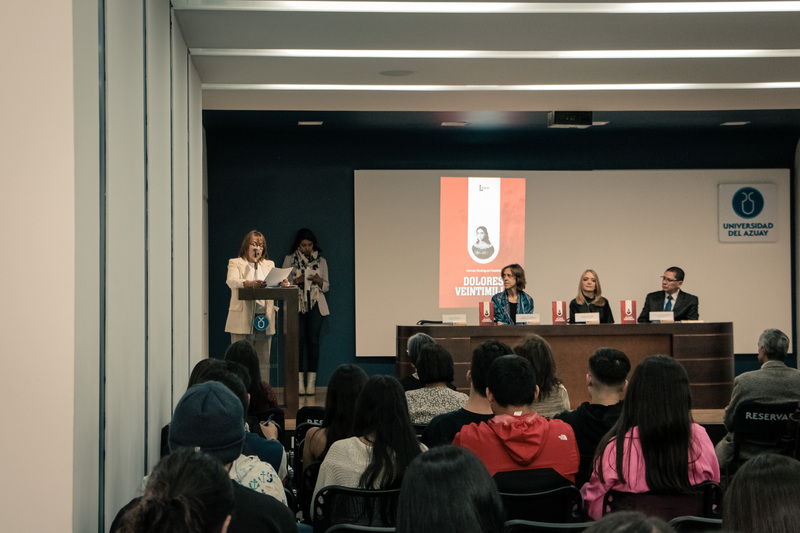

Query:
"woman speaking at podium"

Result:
[[225, 230, 285, 382], [491, 264, 534, 325]]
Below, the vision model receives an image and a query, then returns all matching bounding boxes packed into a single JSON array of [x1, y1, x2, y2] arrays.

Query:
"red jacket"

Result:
[[454, 412, 579, 482]]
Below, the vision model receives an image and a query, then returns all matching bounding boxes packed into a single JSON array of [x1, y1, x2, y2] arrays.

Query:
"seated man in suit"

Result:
[[637, 266, 699, 322], [715, 328, 800, 468], [453, 354, 579, 483], [554, 348, 630, 488]]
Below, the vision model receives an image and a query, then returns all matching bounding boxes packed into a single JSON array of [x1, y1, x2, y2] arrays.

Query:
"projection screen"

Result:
[[354, 169, 791, 357]]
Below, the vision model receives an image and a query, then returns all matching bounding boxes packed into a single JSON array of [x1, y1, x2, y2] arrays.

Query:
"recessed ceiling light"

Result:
[[298, 121, 323, 126], [720, 121, 751, 126], [441, 121, 468, 127]]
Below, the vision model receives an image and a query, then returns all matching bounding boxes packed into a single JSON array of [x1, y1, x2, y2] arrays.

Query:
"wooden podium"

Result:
[[239, 287, 300, 416], [397, 322, 734, 409]]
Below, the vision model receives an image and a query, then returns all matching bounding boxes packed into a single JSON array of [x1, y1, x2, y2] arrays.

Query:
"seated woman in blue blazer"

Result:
[[491, 263, 534, 325]]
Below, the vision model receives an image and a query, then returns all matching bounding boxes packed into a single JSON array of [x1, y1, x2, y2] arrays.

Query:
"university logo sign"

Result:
[[718, 183, 778, 243]]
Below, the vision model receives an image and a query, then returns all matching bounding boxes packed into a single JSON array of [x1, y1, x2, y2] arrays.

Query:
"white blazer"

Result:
[[224, 257, 277, 335]]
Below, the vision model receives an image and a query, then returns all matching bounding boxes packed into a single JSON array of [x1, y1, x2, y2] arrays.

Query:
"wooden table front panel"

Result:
[[397, 323, 734, 409]]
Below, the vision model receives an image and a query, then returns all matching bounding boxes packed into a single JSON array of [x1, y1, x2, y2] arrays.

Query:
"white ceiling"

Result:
[[173, 0, 800, 115]]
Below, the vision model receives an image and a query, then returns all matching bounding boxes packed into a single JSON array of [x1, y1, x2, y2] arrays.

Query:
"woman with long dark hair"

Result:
[[303, 364, 369, 466], [397, 446, 504, 533], [283, 228, 329, 396], [723, 453, 800, 533], [224, 340, 278, 413], [581, 355, 720, 519], [113, 447, 234, 533], [513, 334, 570, 417], [312, 375, 425, 504]]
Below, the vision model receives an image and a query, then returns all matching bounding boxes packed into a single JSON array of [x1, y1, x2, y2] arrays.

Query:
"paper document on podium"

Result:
[[265, 267, 293, 286]]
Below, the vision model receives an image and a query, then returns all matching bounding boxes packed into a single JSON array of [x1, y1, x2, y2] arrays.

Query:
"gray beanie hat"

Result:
[[168, 381, 245, 464]]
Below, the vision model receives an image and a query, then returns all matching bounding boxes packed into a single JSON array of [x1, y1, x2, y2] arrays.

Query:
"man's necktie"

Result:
[[665, 295, 673, 312]]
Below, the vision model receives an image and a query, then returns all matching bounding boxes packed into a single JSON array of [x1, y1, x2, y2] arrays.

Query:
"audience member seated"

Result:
[[111, 447, 235, 533], [397, 446, 505, 533], [722, 453, 800, 533], [161, 358, 220, 457], [581, 355, 720, 520], [117, 381, 296, 533], [715, 328, 800, 469], [399, 332, 436, 391], [177, 380, 288, 506], [422, 340, 512, 447], [583, 511, 675, 533], [225, 340, 279, 413], [514, 335, 570, 417], [313, 375, 426, 506], [454, 355, 579, 482], [555, 348, 631, 487], [198, 363, 288, 481], [400, 332, 457, 392], [405, 344, 468, 424], [304, 364, 368, 467]]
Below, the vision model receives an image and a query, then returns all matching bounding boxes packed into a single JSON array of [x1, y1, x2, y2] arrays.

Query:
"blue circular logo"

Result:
[[732, 187, 764, 219]]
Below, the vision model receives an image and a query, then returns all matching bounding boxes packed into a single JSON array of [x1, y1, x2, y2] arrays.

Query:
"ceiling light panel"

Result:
[[174, 1, 800, 14], [203, 81, 800, 91], [191, 48, 800, 59]]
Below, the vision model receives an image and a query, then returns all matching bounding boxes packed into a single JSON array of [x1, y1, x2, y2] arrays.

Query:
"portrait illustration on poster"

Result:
[[471, 226, 496, 261], [440, 177, 526, 308]]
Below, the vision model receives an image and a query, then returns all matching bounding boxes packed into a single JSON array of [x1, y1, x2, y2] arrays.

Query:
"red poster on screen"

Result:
[[439, 177, 526, 308]]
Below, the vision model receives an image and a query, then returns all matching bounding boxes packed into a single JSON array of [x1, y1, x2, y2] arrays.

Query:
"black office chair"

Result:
[[296, 405, 326, 426], [298, 460, 323, 523], [293, 421, 323, 480], [313, 485, 401, 533], [602, 481, 723, 523], [504, 519, 595, 533], [669, 515, 723, 532], [728, 400, 798, 474], [494, 469, 584, 523], [323, 525, 396, 533]]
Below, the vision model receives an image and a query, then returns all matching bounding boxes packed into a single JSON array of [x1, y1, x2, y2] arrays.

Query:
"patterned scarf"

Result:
[[291, 248, 322, 313]]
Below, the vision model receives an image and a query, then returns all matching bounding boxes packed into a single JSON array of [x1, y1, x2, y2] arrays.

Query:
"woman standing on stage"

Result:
[[225, 230, 287, 382], [491, 264, 534, 325], [283, 228, 329, 396]]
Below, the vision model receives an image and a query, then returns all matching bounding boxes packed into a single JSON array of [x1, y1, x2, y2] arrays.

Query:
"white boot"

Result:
[[298, 373, 306, 396], [307, 372, 317, 396]]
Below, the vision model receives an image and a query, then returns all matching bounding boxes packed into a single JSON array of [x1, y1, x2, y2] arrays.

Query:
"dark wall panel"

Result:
[[205, 114, 798, 385]]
